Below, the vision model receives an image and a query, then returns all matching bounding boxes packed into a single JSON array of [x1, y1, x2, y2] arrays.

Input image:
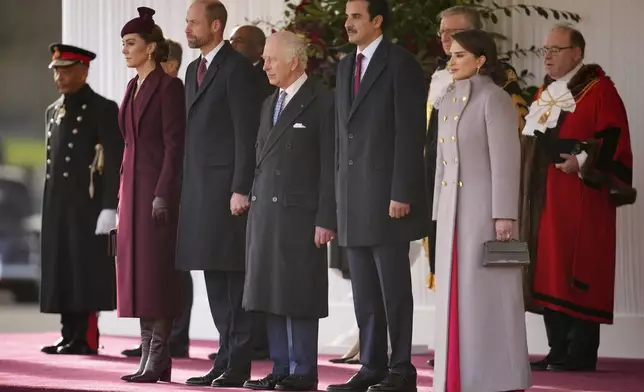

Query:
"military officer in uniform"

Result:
[[39, 44, 123, 355]]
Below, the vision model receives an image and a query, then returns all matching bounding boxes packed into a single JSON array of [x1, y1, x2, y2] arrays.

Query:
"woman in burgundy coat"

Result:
[[116, 7, 185, 383]]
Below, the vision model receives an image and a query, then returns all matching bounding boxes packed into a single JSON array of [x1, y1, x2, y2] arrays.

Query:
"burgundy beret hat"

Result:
[[121, 7, 156, 37]]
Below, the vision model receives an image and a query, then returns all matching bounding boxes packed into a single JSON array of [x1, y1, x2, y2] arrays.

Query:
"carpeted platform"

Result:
[[0, 333, 642, 391]]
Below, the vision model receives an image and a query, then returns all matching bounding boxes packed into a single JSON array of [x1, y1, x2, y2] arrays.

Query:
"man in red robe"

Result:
[[520, 25, 635, 372]]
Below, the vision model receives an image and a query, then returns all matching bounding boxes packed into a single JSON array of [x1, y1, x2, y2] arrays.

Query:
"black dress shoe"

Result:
[[530, 356, 565, 371], [122, 345, 143, 357], [368, 372, 416, 392], [185, 367, 225, 386], [244, 374, 287, 390], [327, 372, 387, 392], [41, 337, 69, 354], [329, 357, 352, 364], [276, 375, 318, 391], [548, 358, 596, 372], [208, 352, 217, 360], [57, 342, 97, 355], [212, 370, 251, 388]]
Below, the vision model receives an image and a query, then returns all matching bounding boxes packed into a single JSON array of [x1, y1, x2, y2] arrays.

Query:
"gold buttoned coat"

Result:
[[431, 74, 531, 392]]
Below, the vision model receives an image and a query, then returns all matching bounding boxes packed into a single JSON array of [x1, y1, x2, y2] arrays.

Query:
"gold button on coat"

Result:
[[454, 115, 459, 120], [458, 181, 463, 187], [439, 137, 444, 143], [451, 136, 457, 141], [441, 181, 447, 187]]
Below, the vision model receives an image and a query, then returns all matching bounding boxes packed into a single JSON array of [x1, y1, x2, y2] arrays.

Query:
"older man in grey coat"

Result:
[[243, 31, 336, 391]]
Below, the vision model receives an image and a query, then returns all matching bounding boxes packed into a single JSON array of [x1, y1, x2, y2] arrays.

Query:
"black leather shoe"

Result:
[[548, 358, 596, 372], [185, 367, 225, 386], [122, 345, 143, 357], [426, 359, 434, 367], [244, 374, 287, 390], [530, 356, 565, 371], [41, 337, 69, 354], [327, 372, 387, 392], [57, 342, 97, 355], [212, 370, 251, 388], [208, 352, 217, 360], [368, 372, 417, 392], [276, 375, 318, 391]]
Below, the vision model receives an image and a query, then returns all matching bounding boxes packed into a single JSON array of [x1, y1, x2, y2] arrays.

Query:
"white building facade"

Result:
[[62, 0, 644, 359]]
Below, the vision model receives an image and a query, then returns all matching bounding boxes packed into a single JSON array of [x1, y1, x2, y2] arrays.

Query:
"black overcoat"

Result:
[[40, 84, 123, 313], [176, 42, 262, 271], [335, 40, 428, 247], [243, 77, 335, 319]]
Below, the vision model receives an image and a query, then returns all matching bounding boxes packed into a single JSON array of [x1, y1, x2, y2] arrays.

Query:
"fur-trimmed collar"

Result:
[[543, 64, 606, 96]]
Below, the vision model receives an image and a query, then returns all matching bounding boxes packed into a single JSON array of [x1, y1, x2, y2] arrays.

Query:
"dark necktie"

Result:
[[197, 57, 208, 88], [354, 53, 365, 97]]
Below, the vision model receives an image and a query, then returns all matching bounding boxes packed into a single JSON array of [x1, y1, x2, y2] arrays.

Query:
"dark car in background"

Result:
[[0, 165, 40, 303]]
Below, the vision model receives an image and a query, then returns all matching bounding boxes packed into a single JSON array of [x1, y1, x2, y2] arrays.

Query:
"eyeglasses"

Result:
[[437, 28, 465, 37], [538, 46, 573, 55]]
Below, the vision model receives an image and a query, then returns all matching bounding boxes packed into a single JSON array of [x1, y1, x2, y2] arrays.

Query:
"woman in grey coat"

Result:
[[431, 29, 531, 392]]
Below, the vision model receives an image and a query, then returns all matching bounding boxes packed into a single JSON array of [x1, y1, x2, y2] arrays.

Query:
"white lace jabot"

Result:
[[522, 62, 583, 136], [428, 69, 453, 109]]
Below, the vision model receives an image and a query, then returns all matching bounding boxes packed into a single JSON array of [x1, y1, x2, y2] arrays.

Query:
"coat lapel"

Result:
[[190, 42, 231, 109], [185, 60, 198, 108], [338, 55, 354, 122], [349, 40, 389, 119], [135, 66, 163, 131], [258, 78, 315, 165], [120, 79, 136, 137]]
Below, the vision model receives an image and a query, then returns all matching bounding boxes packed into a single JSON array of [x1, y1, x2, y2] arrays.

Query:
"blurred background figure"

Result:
[[39, 43, 123, 356]]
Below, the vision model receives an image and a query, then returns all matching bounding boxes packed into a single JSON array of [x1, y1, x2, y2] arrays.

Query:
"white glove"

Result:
[[95, 209, 117, 235]]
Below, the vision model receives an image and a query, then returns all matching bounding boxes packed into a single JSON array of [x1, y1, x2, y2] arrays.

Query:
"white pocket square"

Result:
[[293, 123, 306, 129]]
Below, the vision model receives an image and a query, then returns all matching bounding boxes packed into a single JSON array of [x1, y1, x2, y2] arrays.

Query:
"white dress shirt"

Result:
[[280, 72, 308, 108], [201, 40, 225, 69], [356, 34, 384, 80]]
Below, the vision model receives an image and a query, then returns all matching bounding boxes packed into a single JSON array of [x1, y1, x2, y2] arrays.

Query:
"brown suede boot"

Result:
[[129, 318, 174, 383], [121, 318, 154, 381]]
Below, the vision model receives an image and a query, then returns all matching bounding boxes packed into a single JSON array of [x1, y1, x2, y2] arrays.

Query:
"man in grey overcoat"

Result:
[[329, 1, 428, 392], [243, 31, 336, 391], [177, 1, 262, 387]]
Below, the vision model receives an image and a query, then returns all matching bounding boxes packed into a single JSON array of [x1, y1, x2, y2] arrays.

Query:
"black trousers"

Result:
[[60, 312, 99, 351], [169, 271, 193, 349], [204, 270, 252, 374], [251, 313, 269, 352], [345, 243, 415, 378], [543, 308, 600, 366]]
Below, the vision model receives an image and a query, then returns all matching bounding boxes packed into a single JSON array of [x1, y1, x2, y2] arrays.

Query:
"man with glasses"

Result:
[[424, 6, 527, 366], [522, 25, 634, 372]]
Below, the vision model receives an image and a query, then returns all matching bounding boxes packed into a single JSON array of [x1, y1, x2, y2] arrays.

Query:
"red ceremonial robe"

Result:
[[527, 65, 633, 324]]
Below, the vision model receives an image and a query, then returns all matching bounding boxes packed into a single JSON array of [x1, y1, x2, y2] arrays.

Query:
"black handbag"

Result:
[[483, 240, 530, 267], [108, 228, 117, 258]]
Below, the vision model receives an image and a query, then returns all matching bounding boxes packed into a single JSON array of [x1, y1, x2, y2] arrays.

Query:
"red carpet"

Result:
[[0, 333, 642, 391]]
